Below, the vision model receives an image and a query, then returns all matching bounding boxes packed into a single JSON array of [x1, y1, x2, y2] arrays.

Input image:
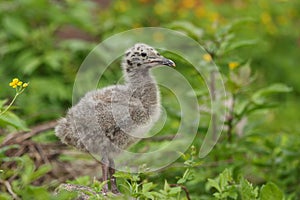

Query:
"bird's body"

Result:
[[55, 43, 175, 194], [55, 78, 160, 158]]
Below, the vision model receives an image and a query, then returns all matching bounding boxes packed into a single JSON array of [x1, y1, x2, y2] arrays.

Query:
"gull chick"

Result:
[[55, 43, 175, 194]]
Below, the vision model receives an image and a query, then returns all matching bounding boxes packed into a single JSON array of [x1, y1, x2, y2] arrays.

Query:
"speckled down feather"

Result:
[[55, 43, 175, 158]]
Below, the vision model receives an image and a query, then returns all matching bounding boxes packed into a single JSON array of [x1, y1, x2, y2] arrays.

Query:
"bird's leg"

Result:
[[101, 157, 109, 195], [109, 158, 121, 194]]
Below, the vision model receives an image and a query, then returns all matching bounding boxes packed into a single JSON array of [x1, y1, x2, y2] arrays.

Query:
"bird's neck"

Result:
[[125, 69, 160, 110], [125, 69, 155, 87]]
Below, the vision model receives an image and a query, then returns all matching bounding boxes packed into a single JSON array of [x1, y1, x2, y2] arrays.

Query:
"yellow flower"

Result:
[[228, 62, 239, 70], [203, 53, 212, 62], [9, 78, 20, 88], [9, 78, 28, 89]]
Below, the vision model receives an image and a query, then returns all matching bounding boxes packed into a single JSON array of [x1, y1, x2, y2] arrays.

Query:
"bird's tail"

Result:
[[55, 118, 71, 144]]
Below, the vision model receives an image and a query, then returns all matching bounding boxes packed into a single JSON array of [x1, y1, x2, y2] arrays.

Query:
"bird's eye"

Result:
[[157, 53, 160, 56], [141, 53, 147, 57]]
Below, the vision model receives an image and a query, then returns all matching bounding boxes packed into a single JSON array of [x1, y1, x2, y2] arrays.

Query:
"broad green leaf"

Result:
[[2, 17, 28, 38], [0, 42, 24, 55], [20, 185, 50, 200], [225, 39, 258, 54], [216, 18, 256, 37], [252, 83, 292, 104], [206, 178, 221, 192], [239, 177, 258, 200], [0, 111, 29, 130], [142, 182, 154, 193], [260, 182, 284, 200], [23, 58, 42, 75], [169, 186, 181, 195]]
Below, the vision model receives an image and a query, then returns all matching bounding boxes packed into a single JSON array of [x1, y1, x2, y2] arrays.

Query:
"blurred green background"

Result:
[[0, 0, 299, 199]]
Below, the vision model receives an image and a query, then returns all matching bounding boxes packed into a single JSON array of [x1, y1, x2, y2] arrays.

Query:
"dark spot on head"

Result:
[[157, 53, 160, 56], [141, 52, 147, 57], [134, 52, 139, 54], [126, 68, 131, 72], [126, 52, 130, 56], [137, 47, 140, 50], [137, 63, 141, 66], [127, 60, 132, 66]]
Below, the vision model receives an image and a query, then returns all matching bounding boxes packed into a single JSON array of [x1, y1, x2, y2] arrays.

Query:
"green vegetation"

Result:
[[1, 0, 299, 199]]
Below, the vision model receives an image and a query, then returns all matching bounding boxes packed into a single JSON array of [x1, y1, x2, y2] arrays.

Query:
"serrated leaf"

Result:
[[260, 182, 284, 200], [239, 177, 258, 200]]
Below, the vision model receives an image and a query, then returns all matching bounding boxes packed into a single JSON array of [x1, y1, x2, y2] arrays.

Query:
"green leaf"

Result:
[[260, 182, 284, 200], [2, 16, 28, 38], [206, 178, 221, 192], [142, 182, 154, 193], [0, 144, 19, 155], [0, 99, 8, 109], [225, 39, 258, 53], [0, 111, 29, 130], [16, 51, 42, 75], [239, 177, 258, 200], [252, 83, 292, 104], [164, 180, 170, 191], [30, 164, 52, 182], [169, 186, 181, 195], [216, 18, 256, 37], [20, 186, 50, 200], [168, 21, 204, 40]]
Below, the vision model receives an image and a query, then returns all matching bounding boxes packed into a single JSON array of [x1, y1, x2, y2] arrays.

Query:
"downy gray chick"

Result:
[[55, 43, 175, 194]]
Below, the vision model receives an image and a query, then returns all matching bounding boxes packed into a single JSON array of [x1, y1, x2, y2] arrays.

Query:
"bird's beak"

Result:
[[161, 58, 176, 67]]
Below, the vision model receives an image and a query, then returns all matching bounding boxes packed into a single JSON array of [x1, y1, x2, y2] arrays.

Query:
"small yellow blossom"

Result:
[[203, 53, 212, 62], [228, 62, 239, 70], [9, 78, 28, 89], [9, 78, 20, 88]]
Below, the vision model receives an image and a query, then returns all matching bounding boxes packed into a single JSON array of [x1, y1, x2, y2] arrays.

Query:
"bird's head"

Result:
[[123, 43, 175, 73]]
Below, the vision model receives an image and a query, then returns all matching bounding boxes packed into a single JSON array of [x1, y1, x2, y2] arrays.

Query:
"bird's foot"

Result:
[[101, 185, 109, 196]]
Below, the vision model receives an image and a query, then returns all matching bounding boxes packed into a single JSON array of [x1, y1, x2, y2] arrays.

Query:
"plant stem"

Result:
[[0, 90, 23, 116], [227, 94, 235, 143]]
